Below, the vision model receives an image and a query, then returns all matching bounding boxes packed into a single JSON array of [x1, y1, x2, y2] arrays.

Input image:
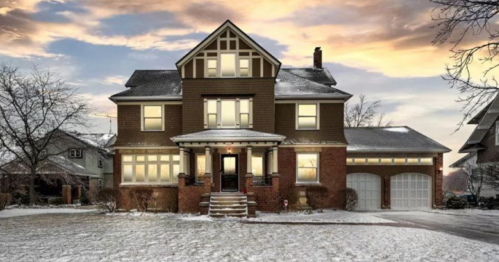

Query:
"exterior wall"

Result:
[[277, 147, 347, 210], [182, 78, 275, 134], [114, 149, 179, 212], [346, 153, 444, 208], [477, 128, 499, 164], [114, 104, 182, 147], [275, 103, 347, 144]]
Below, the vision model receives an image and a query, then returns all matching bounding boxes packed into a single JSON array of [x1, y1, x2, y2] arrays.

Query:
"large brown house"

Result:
[[109, 20, 450, 217]]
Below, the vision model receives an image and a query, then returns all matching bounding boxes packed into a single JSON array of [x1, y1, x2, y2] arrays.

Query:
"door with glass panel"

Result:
[[221, 155, 238, 192]]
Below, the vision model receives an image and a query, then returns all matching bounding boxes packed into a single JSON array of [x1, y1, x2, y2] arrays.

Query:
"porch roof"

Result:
[[171, 129, 286, 143]]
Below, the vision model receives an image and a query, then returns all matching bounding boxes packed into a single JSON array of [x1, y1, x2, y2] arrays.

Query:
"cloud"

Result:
[[103, 75, 128, 85]]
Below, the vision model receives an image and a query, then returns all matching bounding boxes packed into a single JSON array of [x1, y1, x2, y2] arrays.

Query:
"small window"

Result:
[[68, 149, 82, 159], [240, 59, 249, 77], [143, 105, 163, 131], [367, 158, 379, 164], [207, 59, 217, 78], [221, 53, 236, 77], [297, 104, 318, 130], [207, 100, 217, 128], [240, 99, 250, 128], [296, 153, 319, 183], [98, 159, 103, 168]]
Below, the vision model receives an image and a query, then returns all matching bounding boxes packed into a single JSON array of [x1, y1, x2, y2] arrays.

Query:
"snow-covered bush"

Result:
[[48, 197, 64, 206], [445, 196, 468, 209], [0, 193, 12, 210], [306, 186, 328, 212], [344, 188, 358, 211], [95, 188, 121, 213], [128, 187, 153, 212]]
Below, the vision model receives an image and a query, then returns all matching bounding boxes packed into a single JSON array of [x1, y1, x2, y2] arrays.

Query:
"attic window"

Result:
[[240, 59, 249, 77], [221, 53, 236, 77], [207, 59, 217, 78], [69, 149, 82, 159]]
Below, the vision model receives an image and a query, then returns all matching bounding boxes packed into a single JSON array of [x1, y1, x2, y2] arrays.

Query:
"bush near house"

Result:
[[306, 186, 329, 212], [344, 188, 358, 211], [479, 197, 499, 210], [0, 193, 12, 210], [128, 187, 153, 212], [48, 197, 64, 206], [445, 196, 468, 209], [95, 188, 121, 213]]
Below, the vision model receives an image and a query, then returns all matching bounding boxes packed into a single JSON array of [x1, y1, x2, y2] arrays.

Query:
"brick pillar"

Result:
[[434, 153, 444, 208], [177, 173, 186, 213], [62, 185, 71, 205]]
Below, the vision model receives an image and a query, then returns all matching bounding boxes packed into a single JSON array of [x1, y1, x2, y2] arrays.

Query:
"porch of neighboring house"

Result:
[[172, 130, 285, 217]]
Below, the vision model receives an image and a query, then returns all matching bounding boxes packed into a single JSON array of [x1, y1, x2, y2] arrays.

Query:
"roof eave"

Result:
[[109, 96, 183, 103], [275, 94, 352, 100], [171, 136, 286, 143], [347, 148, 451, 153]]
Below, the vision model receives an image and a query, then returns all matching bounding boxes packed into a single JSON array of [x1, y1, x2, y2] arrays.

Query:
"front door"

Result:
[[221, 154, 238, 192]]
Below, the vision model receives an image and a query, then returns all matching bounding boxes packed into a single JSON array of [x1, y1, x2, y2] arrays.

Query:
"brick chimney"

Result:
[[313, 47, 322, 69]]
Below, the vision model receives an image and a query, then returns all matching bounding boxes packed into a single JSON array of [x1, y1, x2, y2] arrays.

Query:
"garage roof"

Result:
[[345, 126, 451, 153]]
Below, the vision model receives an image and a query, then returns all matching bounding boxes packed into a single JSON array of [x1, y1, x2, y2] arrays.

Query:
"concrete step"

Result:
[[210, 213, 248, 218], [208, 193, 248, 218]]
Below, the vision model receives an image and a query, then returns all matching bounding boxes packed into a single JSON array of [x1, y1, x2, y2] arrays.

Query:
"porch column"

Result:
[[179, 147, 185, 175], [203, 146, 212, 194], [246, 146, 254, 193], [271, 146, 279, 200], [272, 146, 279, 175]]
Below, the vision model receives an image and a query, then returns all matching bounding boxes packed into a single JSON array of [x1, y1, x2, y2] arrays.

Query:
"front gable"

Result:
[[176, 20, 281, 79]]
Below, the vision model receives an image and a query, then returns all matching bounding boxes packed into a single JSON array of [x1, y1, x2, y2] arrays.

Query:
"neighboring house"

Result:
[[451, 153, 499, 198], [109, 20, 450, 216], [0, 130, 116, 200]]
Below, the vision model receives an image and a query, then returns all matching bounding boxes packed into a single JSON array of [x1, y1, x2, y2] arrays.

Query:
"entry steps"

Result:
[[208, 193, 248, 218]]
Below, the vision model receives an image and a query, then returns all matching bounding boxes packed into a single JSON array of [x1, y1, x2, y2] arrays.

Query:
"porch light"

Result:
[[227, 147, 232, 154], [439, 166, 443, 171]]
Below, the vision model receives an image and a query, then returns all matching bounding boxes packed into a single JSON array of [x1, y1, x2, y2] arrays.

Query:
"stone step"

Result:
[[210, 208, 247, 213], [210, 204, 247, 208], [210, 213, 248, 218], [208, 193, 248, 218]]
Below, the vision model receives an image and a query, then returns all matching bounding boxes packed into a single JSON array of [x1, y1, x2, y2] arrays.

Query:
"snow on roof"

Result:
[[67, 132, 116, 150], [171, 129, 286, 143], [345, 126, 451, 153]]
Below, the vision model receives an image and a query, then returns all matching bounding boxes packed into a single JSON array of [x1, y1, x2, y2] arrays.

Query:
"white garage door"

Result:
[[391, 173, 431, 209], [347, 173, 381, 210]]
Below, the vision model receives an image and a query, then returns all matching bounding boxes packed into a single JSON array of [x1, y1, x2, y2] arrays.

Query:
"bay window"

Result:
[[122, 155, 179, 184], [296, 153, 319, 183], [296, 104, 319, 130], [221, 53, 236, 77], [204, 98, 252, 128], [142, 105, 163, 131]]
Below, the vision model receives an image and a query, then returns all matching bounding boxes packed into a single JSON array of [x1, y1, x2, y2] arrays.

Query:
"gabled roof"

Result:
[[345, 126, 451, 153], [467, 102, 492, 125], [275, 70, 350, 100], [460, 94, 499, 153], [2, 155, 97, 177], [282, 68, 337, 86], [449, 153, 476, 168], [110, 70, 182, 101], [171, 129, 285, 143], [175, 20, 281, 72]]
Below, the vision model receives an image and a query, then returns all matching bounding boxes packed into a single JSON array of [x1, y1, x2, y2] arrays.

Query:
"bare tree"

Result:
[[480, 161, 499, 191], [344, 94, 392, 127], [0, 64, 90, 205], [431, 0, 499, 130], [460, 161, 484, 201], [444, 169, 467, 192]]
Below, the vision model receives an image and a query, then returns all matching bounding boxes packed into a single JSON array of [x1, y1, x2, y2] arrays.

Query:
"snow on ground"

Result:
[[1, 213, 498, 262], [249, 210, 395, 224], [0, 208, 97, 218], [423, 209, 499, 217]]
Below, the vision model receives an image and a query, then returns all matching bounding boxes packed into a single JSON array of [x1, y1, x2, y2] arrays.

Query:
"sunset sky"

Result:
[[0, 0, 478, 174]]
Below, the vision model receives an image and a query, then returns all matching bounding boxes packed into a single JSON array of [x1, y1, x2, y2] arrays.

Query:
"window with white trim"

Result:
[[143, 105, 163, 131], [221, 53, 236, 77], [122, 155, 179, 184], [296, 153, 319, 183], [69, 148, 82, 158], [195, 154, 206, 183], [204, 98, 252, 128], [207, 59, 217, 78], [252, 155, 264, 178], [496, 121, 499, 145], [239, 59, 249, 77], [297, 104, 319, 130]]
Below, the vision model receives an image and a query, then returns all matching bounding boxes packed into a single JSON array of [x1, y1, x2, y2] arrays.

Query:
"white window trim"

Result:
[[239, 58, 250, 78], [121, 154, 179, 185], [296, 103, 320, 130], [496, 121, 499, 146], [141, 105, 165, 132], [69, 148, 82, 158], [206, 58, 218, 78], [296, 152, 320, 184], [204, 98, 253, 129]]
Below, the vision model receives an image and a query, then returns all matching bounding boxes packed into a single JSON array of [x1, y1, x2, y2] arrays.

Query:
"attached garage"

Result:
[[347, 173, 381, 210], [390, 173, 431, 210]]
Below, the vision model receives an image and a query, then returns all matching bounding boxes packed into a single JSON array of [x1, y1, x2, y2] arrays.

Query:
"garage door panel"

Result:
[[347, 173, 381, 210], [391, 173, 431, 210]]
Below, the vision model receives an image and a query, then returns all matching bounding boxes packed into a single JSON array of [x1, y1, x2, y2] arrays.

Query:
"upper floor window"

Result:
[[296, 103, 319, 130], [69, 148, 82, 159], [221, 53, 236, 77], [207, 59, 217, 78], [240, 59, 249, 77], [204, 98, 252, 129], [496, 121, 499, 146], [142, 105, 163, 131]]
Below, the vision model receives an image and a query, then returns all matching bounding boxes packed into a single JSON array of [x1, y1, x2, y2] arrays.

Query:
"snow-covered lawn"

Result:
[[423, 209, 499, 217], [0, 208, 97, 218], [0, 213, 498, 261], [249, 210, 395, 224]]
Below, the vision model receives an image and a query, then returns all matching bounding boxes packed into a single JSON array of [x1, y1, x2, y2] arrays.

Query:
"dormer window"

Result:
[[207, 59, 217, 78], [221, 53, 236, 77], [204, 98, 253, 129], [69, 149, 82, 159]]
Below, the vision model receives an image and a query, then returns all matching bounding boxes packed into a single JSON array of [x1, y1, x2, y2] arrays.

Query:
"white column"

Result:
[[179, 147, 185, 174], [272, 146, 278, 174], [247, 146, 252, 174], [184, 150, 190, 175], [205, 147, 211, 175]]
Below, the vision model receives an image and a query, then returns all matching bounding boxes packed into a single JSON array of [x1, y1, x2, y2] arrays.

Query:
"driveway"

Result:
[[375, 210, 499, 245]]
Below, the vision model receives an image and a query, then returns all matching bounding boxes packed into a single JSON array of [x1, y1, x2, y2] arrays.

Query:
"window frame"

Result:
[[296, 103, 320, 130], [206, 58, 218, 78], [251, 154, 264, 178], [220, 53, 237, 78], [195, 154, 207, 184], [296, 152, 320, 184], [204, 98, 253, 129], [121, 154, 180, 185], [141, 105, 164, 132], [239, 58, 250, 77], [68, 148, 82, 159]]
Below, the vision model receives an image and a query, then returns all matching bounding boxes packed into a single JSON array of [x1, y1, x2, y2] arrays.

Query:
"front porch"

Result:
[[172, 129, 285, 217]]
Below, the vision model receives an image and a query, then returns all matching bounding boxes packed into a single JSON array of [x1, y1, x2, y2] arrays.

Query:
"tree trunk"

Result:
[[29, 174, 35, 206]]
